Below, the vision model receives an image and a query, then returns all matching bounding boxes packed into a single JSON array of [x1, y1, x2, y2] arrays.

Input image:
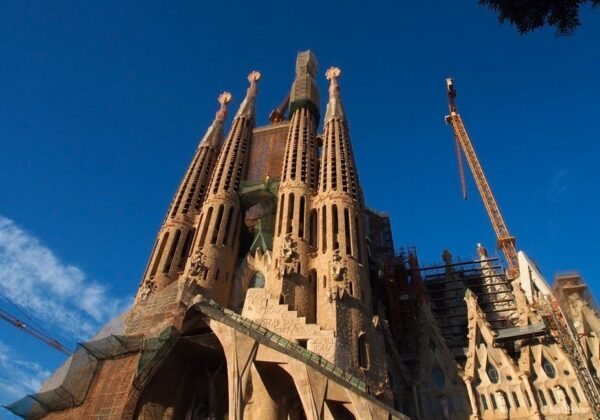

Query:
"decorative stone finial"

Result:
[[216, 91, 232, 120], [477, 242, 488, 258], [325, 67, 341, 96], [248, 70, 261, 87]]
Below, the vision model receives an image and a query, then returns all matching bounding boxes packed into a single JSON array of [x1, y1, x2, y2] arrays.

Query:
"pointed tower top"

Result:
[[199, 92, 231, 149], [289, 51, 320, 122], [215, 91, 232, 120], [234, 71, 261, 120], [324, 66, 345, 123], [325, 67, 341, 96]]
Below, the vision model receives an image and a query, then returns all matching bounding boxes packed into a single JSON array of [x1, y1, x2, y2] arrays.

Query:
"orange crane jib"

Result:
[[444, 78, 519, 279]]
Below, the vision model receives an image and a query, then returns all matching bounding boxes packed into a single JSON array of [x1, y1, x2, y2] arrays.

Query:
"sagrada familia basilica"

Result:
[[7, 51, 600, 420]]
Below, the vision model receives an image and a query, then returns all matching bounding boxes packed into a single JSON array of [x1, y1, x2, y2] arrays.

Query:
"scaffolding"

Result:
[[380, 246, 427, 355], [419, 257, 517, 354]]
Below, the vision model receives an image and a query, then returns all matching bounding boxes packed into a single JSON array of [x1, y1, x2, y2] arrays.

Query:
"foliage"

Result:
[[480, 0, 599, 35]]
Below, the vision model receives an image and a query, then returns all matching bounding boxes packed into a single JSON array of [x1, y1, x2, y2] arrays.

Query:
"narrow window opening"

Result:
[[222, 207, 234, 246], [571, 386, 581, 404], [198, 207, 213, 248], [538, 390, 547, 406], [524, 390, 532, 407], [211, 205, 225, 245], [309, 209, 317, 248], [348, 281, 354, 296], [480, 394, 488, 411], [298, 196, 305, 238], [277, 194, 284, 236], [490, 393, 497, 410], [150, 232, 169, 277], [548, 388, 557, 405], [358, 333, 369, 369], [287, 193, 295, 234], [322, 275, 326, 288], [177, 228, 195, 270], [344, 208, 351, 255], [512, 391, 520, 408], [332, 204, 339, 250], [321, 206, 327, 252], [164, 230, 180, 274]]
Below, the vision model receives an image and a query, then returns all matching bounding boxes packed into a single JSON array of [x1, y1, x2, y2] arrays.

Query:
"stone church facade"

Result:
[[7, 51, 600, 420]]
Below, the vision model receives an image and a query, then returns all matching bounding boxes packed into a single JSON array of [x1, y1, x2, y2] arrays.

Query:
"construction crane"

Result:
[[0, 308, 72, 356], [445, 78, 600, 418], [444, 78, 519, 279], [268, 93, 290, 124]]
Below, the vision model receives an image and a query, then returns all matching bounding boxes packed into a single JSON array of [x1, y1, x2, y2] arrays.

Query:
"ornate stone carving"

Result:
[[139, 280, 156, 301], [329, 250, 346, 282], [190, 249, 208, 277], [278, 233, 298, 278], [327, 285, 346, 302]]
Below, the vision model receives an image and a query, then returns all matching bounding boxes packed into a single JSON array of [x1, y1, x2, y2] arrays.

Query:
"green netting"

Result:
[[5, 334, 145, 419], [134, 326, 179, 389]]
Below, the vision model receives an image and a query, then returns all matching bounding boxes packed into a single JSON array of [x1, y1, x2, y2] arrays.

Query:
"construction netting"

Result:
[[4, 331, 167, 419]]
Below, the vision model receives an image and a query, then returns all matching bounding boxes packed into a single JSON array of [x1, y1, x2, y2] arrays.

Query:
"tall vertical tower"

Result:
[[185, 71, 260, 306], [135, 93, 231, 303], [269, 51, 320, 322], [314, 67, 383, 380]]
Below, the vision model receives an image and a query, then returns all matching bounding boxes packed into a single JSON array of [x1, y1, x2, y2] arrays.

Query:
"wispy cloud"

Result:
[[0, 215, 126, 340], [0, 339, 51, 402]]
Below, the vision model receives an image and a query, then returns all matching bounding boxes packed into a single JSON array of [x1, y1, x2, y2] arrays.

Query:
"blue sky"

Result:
[[1, 0, 599, 414]]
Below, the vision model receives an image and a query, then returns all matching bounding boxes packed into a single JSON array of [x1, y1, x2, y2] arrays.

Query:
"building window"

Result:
[[298, 196, 305, 238], [542, 358, 556, 378], [286, 193, 295, 234], [222, 208, 234, 246], [358, 333, 369, 369], [490, 393, 497, 409], [321, 206, 327, 252], [547, 388, 557, 405], [249, 272, 265, 288], [150, 232, 169, 277], [432, 367, 445, 388], [177, 229, 195, 270], [480, 394, 488, 411], [571, 386, 581, 404], [309, 209, 317, 248], [512, 391, 521, 408], [332, 204, 339, 250], [486, 363, 499, 384], [344, 208, 351, 255], [538, 390, 547, 406], [163, 229, 181, 273], [198, 207, 213, 248], [211, 205, 224, 245]]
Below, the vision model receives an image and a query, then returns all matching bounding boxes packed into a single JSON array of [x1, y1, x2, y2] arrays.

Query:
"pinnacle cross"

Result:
[[216, 91, 232, 120], [247, 70, 261, 93], [325, 67, 341, 97]]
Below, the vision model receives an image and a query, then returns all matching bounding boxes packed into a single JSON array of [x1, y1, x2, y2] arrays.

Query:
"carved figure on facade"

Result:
[[327, 285, 346, 302], [495, 391, 508, 414], [330, 250, 346, 282], [278, 233, 299, 278], [190, 248, 209, 277], [139, 280, 157, 301]]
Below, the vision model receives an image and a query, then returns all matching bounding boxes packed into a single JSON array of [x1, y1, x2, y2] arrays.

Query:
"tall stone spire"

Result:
[[134, 93, 231, 303], [314, 67, 387, 386], [267, 51, 320, 322], [185, 71, 260, 306]]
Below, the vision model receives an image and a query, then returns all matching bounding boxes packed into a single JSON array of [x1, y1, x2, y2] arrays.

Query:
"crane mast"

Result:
[[444, 78, 519, 279]]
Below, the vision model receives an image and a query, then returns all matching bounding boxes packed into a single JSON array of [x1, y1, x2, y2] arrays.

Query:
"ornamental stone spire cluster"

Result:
[[134, 93, 230, 303]]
